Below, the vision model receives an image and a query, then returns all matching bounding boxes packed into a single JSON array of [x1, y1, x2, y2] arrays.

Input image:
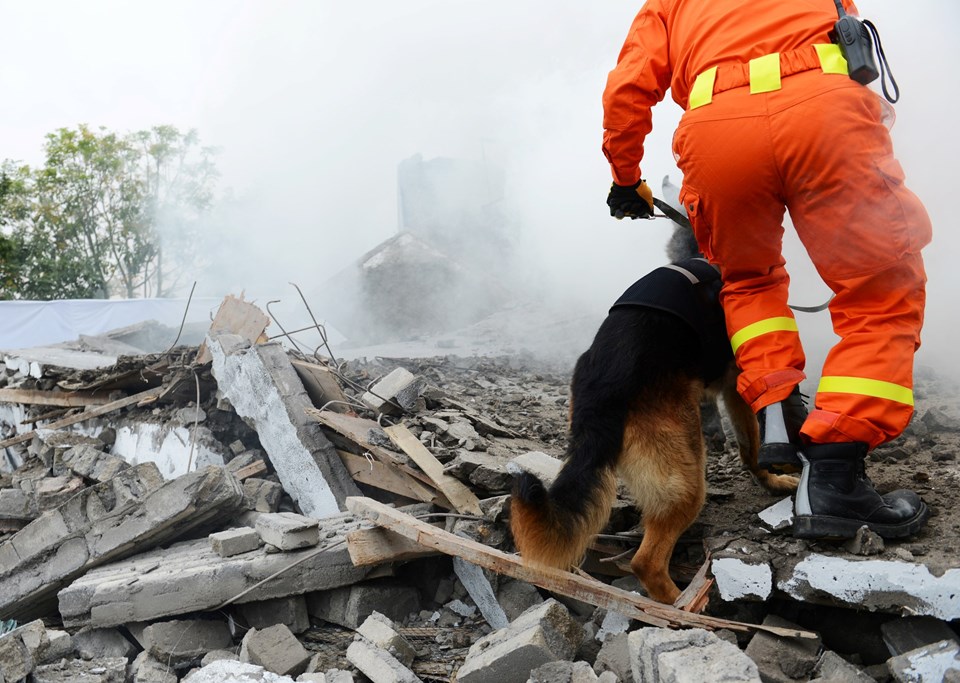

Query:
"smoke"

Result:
[[1, 1, 957, 376]]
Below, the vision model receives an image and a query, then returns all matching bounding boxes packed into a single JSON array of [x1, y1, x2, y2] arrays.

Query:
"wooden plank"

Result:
[[306, 410, 454, 508], [196, 295, 270, 364], [0, 388, 112, 408], [346, 526, 441, 566], [382, 424, 483, 516], [346, 496, 818, 639], [232, 460, 268, 481], [291, 360, 351, 413], [338, 450, 441, 504], [0, 387, 163, 450]]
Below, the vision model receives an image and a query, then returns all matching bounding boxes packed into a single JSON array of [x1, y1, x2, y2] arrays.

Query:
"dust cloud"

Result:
[[1, 1, 956, 378]]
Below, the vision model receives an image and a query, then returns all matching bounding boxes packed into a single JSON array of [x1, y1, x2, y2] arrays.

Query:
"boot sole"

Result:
[[792, 502, 929, 540], [758, 444, 803, 474]]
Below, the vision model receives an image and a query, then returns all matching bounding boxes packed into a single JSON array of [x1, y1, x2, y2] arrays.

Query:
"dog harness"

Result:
[[609, 258, 731, 382]]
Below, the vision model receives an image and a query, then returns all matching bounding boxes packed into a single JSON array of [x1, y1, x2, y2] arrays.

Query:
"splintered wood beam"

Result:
[[346, 526, 441, 566], [0, 387, 163, 450], [382, 424, 483, 516], [196, 294, 270, 364], [0, 388, 112, 408], [337, 450, 444, 505], [346, 496, 818, 639]]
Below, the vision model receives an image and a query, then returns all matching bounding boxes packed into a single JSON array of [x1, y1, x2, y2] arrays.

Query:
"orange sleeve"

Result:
[[601, 0, 672, 186]]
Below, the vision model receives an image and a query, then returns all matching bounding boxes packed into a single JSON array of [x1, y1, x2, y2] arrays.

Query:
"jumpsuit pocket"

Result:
[[874, 155, 932, 254], [677, 186, 713, 261]]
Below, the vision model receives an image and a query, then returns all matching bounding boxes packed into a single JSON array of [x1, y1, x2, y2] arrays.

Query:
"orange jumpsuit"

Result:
[[602, 0, 931, 449]]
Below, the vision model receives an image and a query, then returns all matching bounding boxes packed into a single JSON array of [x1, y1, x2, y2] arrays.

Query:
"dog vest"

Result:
[[609, 258, 732, 381]]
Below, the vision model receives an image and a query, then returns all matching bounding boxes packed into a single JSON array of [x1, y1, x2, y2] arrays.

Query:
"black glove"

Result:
[[607, 179, 654, 220]]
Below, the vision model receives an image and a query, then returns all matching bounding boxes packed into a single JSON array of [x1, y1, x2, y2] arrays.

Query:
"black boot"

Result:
[[757, 385, 807, 473], [793, 441, 929, 539]]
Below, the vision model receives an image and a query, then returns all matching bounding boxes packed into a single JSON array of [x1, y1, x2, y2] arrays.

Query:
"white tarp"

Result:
[[0, 297, 223, 351]]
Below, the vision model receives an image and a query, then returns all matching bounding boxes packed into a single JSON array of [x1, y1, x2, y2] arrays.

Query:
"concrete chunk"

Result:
[[184, 659, 298, 682], [240, 596, 311, 635], [882, 616, 960, 656], [73, 627, 137, 661], [456, 599, 584, 683], [361, 367, 424, 416], [208, 334, 361, 518], [210, 527, 260, 557], [60, 444, 130, 482], [0, 464, 244, 621], [812, 651, 876, 683], [0, 487, 37, 522], [131, 651, 178, 683], [59, 512, 370, 628], [888, 639, 960, 683], [453, 557, 508, 629], [506, 451, 562, 488], [143, 619, 233, 668], [0, 625, 35, 683], [659, 639, 761, 683], [240, 625, 311, 677], [256, 512, 320, 550], [356, 612, 417, 667], [307, 581, 421, 629], [744, 615, 820, 683], [31, 656, 129, 683], [346, 638, 422, 683]]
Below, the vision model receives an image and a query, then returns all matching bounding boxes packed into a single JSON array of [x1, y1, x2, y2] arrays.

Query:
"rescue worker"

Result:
[[602, 0, 932, 540]]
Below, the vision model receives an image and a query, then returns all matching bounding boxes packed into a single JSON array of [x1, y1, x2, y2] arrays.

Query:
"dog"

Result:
[[510, 192, 798, 605]]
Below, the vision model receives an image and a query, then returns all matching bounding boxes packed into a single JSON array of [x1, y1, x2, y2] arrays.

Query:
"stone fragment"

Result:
[[356, 612, 417, 667], [210, 527, 260, 557], [453, 557, 508, 629], [756, 497, 793, 531], [307, 581, 420, 629], [629, 627, 760, 683], [0, 625, 34, 682], [143, 619, 233, 668], [529, 660, 599, 683], [843, 526, 885, 556], [73, 627, 137, 661], [60, 444, 129, 482], [208, 334, 361, 518], [131, 651, 178, 683], [361, 368, 425, 416], [810, 651, 875, 683], [496, 578, 544, 622], [256, 512, 320, 550], [240, 596, 311, 635], [506, 451, 562, 488], [346, 638, 422, 683], [31, 656, 129, 683], [0, 487, 37, 522], [456, 599, 584, 683], [244, 479, 284, 513], [882, 616, 960, 656], [201, 650, 240, 666], [240, 625, 312, 677], [594, 633, 632, 683], [744, 615, 821, 683], [888, 639, 960, 683]]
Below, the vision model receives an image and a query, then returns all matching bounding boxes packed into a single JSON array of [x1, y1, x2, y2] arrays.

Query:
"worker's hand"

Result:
[[607, 179, 654, 220]]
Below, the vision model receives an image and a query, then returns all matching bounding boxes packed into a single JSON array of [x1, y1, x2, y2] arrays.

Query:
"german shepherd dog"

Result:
[[510, 202, 798, 605]]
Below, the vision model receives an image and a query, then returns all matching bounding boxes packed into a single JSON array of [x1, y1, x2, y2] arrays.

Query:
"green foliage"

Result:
[[0, 124, 219, 300]]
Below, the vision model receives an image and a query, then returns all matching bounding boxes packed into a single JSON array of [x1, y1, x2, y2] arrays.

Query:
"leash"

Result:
[[650, 197, 833, 313]]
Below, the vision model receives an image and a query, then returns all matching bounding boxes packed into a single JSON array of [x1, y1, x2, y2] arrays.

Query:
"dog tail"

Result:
[[510, 452, 619, 572]]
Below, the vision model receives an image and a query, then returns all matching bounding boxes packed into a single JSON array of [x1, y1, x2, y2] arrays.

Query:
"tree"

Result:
[[0, 124, 219, 300]]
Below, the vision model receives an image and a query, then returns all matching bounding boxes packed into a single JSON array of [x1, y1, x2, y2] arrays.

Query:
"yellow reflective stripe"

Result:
[[818, 376, 914, 406], [730, 316, 798, 353], [689, 67, 717, 110], [814, 43, 848, 75], [749, 52, 781, 94]]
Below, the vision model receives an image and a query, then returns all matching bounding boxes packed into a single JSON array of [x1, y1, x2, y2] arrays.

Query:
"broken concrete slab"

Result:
[[255, 512, 320, 550], [346, 637, 422, 683], [361, 367, 424, 416], [142, 619, 233, 669], [31, 656, 130, 683], [240, 624, 311, 677], [207, 334, 360, 518], [57, 444, 129, 482], [131, 651, 178, 683], [306, 581, 421, 629], [711, 557, 773, 602], [528, 660, 607, 683], [58, 511, 371, 628], [72, 626, 137, 661], [239, 596, 311, 635], [456, 599, 583, 683], [0, 621, 37, 682], [811, 651, 876, 683], [453, 556, 508, 629], [506, 451, 562, 487], [882, 615, 960, 656], [743, 615, 821, 682]]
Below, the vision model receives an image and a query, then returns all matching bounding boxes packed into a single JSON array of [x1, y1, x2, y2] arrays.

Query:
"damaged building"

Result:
[[1, 287, 960, 683]]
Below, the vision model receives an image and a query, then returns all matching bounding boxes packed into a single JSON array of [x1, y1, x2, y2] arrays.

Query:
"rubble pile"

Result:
[[1, 297, 960, 683]]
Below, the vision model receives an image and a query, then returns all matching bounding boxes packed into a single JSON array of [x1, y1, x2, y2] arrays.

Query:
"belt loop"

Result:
[[689, 66, 717, 109], [814, 43, 849, 75], [749, 53, 782, 94]]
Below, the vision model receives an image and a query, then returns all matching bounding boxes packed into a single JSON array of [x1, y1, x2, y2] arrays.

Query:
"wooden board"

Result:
[[346, 496, 818, 639], [346, 526, 441, 566], [196, 295, 270, 364], [338, 450, 441, 504], [0, 389, 112, 408], [291, 360, 350, 412], [0, 387, 163, 449], [382, 424, 483, 516]]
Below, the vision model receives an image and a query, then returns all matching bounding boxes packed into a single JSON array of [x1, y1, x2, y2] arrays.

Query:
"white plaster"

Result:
[[183, 659, 296, 683], [779, 553, 960, 620], [757, 497, 794, 531], [898, 640, 960, 683], [108, 423, 225, 479], [208, 336, 340, 519], [0, 403, 29, 473], [712, 558, 773, 601], [596, 608, 632, 642]]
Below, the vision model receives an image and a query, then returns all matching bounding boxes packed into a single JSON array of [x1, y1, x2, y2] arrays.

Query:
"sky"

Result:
[[1, 1, 957, 374]]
